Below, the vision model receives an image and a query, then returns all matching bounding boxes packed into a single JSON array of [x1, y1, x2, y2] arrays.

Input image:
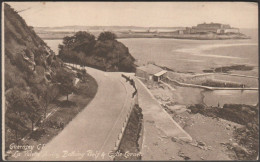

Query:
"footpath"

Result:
[[133, 77, 192, 160]]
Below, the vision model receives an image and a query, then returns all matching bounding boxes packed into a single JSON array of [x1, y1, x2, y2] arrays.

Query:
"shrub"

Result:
[[98, 31, 117, 41]]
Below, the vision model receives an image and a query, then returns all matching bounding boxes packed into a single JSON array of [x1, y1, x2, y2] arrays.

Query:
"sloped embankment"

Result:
[[4, 3, 64, 148], [4, 3, 98, 160], [114, 104, 143, 160]]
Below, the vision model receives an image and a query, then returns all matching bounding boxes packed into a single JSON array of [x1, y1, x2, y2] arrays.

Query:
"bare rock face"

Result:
[[4, 3, 63, 90]]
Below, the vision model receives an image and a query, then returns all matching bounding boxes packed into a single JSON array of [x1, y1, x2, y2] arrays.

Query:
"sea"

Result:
[[43, 28, 259, 107]]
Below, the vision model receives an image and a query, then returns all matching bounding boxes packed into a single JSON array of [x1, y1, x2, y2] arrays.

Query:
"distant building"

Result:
[[178, 30, 184, 34], [177, 22, 239, 34], [222, 28, 240, 33], [135, 63, 167, 82]]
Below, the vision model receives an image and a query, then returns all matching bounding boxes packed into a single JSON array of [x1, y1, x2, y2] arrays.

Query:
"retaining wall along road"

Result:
[[113, 75, 139, 151]]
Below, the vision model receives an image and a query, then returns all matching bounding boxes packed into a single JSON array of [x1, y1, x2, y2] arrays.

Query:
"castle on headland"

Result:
[[177, 22, 240, 34]]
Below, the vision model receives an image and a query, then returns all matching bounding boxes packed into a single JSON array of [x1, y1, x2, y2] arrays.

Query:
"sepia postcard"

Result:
[[1, 1, 259, 161]]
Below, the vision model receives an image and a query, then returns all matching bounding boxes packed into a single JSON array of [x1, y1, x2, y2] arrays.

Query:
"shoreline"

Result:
[[139, 77, 258, 160], [40, 35, 251, 41], [117, 35, 250, 40], [38, 32, 251, 41]]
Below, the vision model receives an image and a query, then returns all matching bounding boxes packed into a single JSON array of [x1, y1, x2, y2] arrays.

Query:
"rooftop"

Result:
[[136, 64, 163, 75], [154, 70, 167, 77]]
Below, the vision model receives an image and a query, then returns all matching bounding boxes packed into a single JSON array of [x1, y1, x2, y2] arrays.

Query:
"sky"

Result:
[[6, 2, 258, 28]]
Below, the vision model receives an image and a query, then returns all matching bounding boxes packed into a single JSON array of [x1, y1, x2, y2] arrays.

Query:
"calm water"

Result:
[[172, 86, 258, 107], [120, 29, 258, 74], [120, 39, 258, 75], [203, 89, 258, 107], [43, 29, 258, 106], [45, 39, 62, 55]]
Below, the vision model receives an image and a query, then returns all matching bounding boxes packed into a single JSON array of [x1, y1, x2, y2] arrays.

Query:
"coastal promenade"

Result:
[[132, 76, 192, 160], [31, 66, 135, 161]]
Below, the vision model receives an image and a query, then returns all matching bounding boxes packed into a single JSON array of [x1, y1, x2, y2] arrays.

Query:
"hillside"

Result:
[[4, 3, 63, 91], [4, 3, 66, 139], [4, 4, 99, 160], [4, 3, 73, 151]]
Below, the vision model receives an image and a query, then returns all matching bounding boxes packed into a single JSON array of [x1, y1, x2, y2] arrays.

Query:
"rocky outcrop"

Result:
[[4, 3, 63, 90], [88, 40, 136, 72], [58, 32, 136, 72]]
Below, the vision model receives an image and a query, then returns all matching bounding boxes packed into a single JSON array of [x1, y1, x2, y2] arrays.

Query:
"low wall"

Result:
[[113, 75, 139, 151], [165, 77, 258, 91], [212, 73, 258, 88], [168, 71, 258, 86]]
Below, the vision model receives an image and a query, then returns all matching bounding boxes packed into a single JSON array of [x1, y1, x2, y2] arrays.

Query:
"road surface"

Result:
[[31, 66, 135, 161]]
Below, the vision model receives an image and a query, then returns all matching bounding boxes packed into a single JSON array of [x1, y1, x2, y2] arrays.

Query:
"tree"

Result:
[[58, 44, 64, 52], [41, 84, 59, 118], [24, 93, 41, 132], [74, 31, 95, 43], [6, 88, 41, 142], [58, 31, 96, 66], [5, 57, 27, 90], [6, 111, 27, 145], [53, 68, 75, 101], [98, 31, 117, 41], [6, 87, 27, 116], [73, 31, 96, 55], [7, 89, 40, 130], [62, 36, 75, 49], [76, 52, 86, 67], [28, 111, 39, 132]]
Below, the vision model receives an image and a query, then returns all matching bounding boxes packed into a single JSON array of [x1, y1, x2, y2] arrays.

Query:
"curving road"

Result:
[[31, 66, 135, 161]]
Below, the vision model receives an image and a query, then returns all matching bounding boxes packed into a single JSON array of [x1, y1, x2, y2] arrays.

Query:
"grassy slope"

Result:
[[5, 68, 98, 161]]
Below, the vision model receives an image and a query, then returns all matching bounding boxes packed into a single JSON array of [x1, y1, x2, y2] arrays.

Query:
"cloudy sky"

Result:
[[6, 2, 258, 28]]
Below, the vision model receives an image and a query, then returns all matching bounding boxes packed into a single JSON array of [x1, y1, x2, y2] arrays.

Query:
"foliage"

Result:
[[6, 87, 28, 114], [74, 31, 96, 53], [40, 84, 60, 118], [58, 31, 135, 72], [23, 93, 40, 114], [6, 87, 41, 136], [4, 3, 73, 146], [97, 31, 117, 41], [29, 128, 46, 141], [53, 68, 75, 101], [62, 36, 75, 49], [5, 59, 27, 90], [60, 31, 96, 54], [13, 53, 34, 75], [5, 111, 27, 144]]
